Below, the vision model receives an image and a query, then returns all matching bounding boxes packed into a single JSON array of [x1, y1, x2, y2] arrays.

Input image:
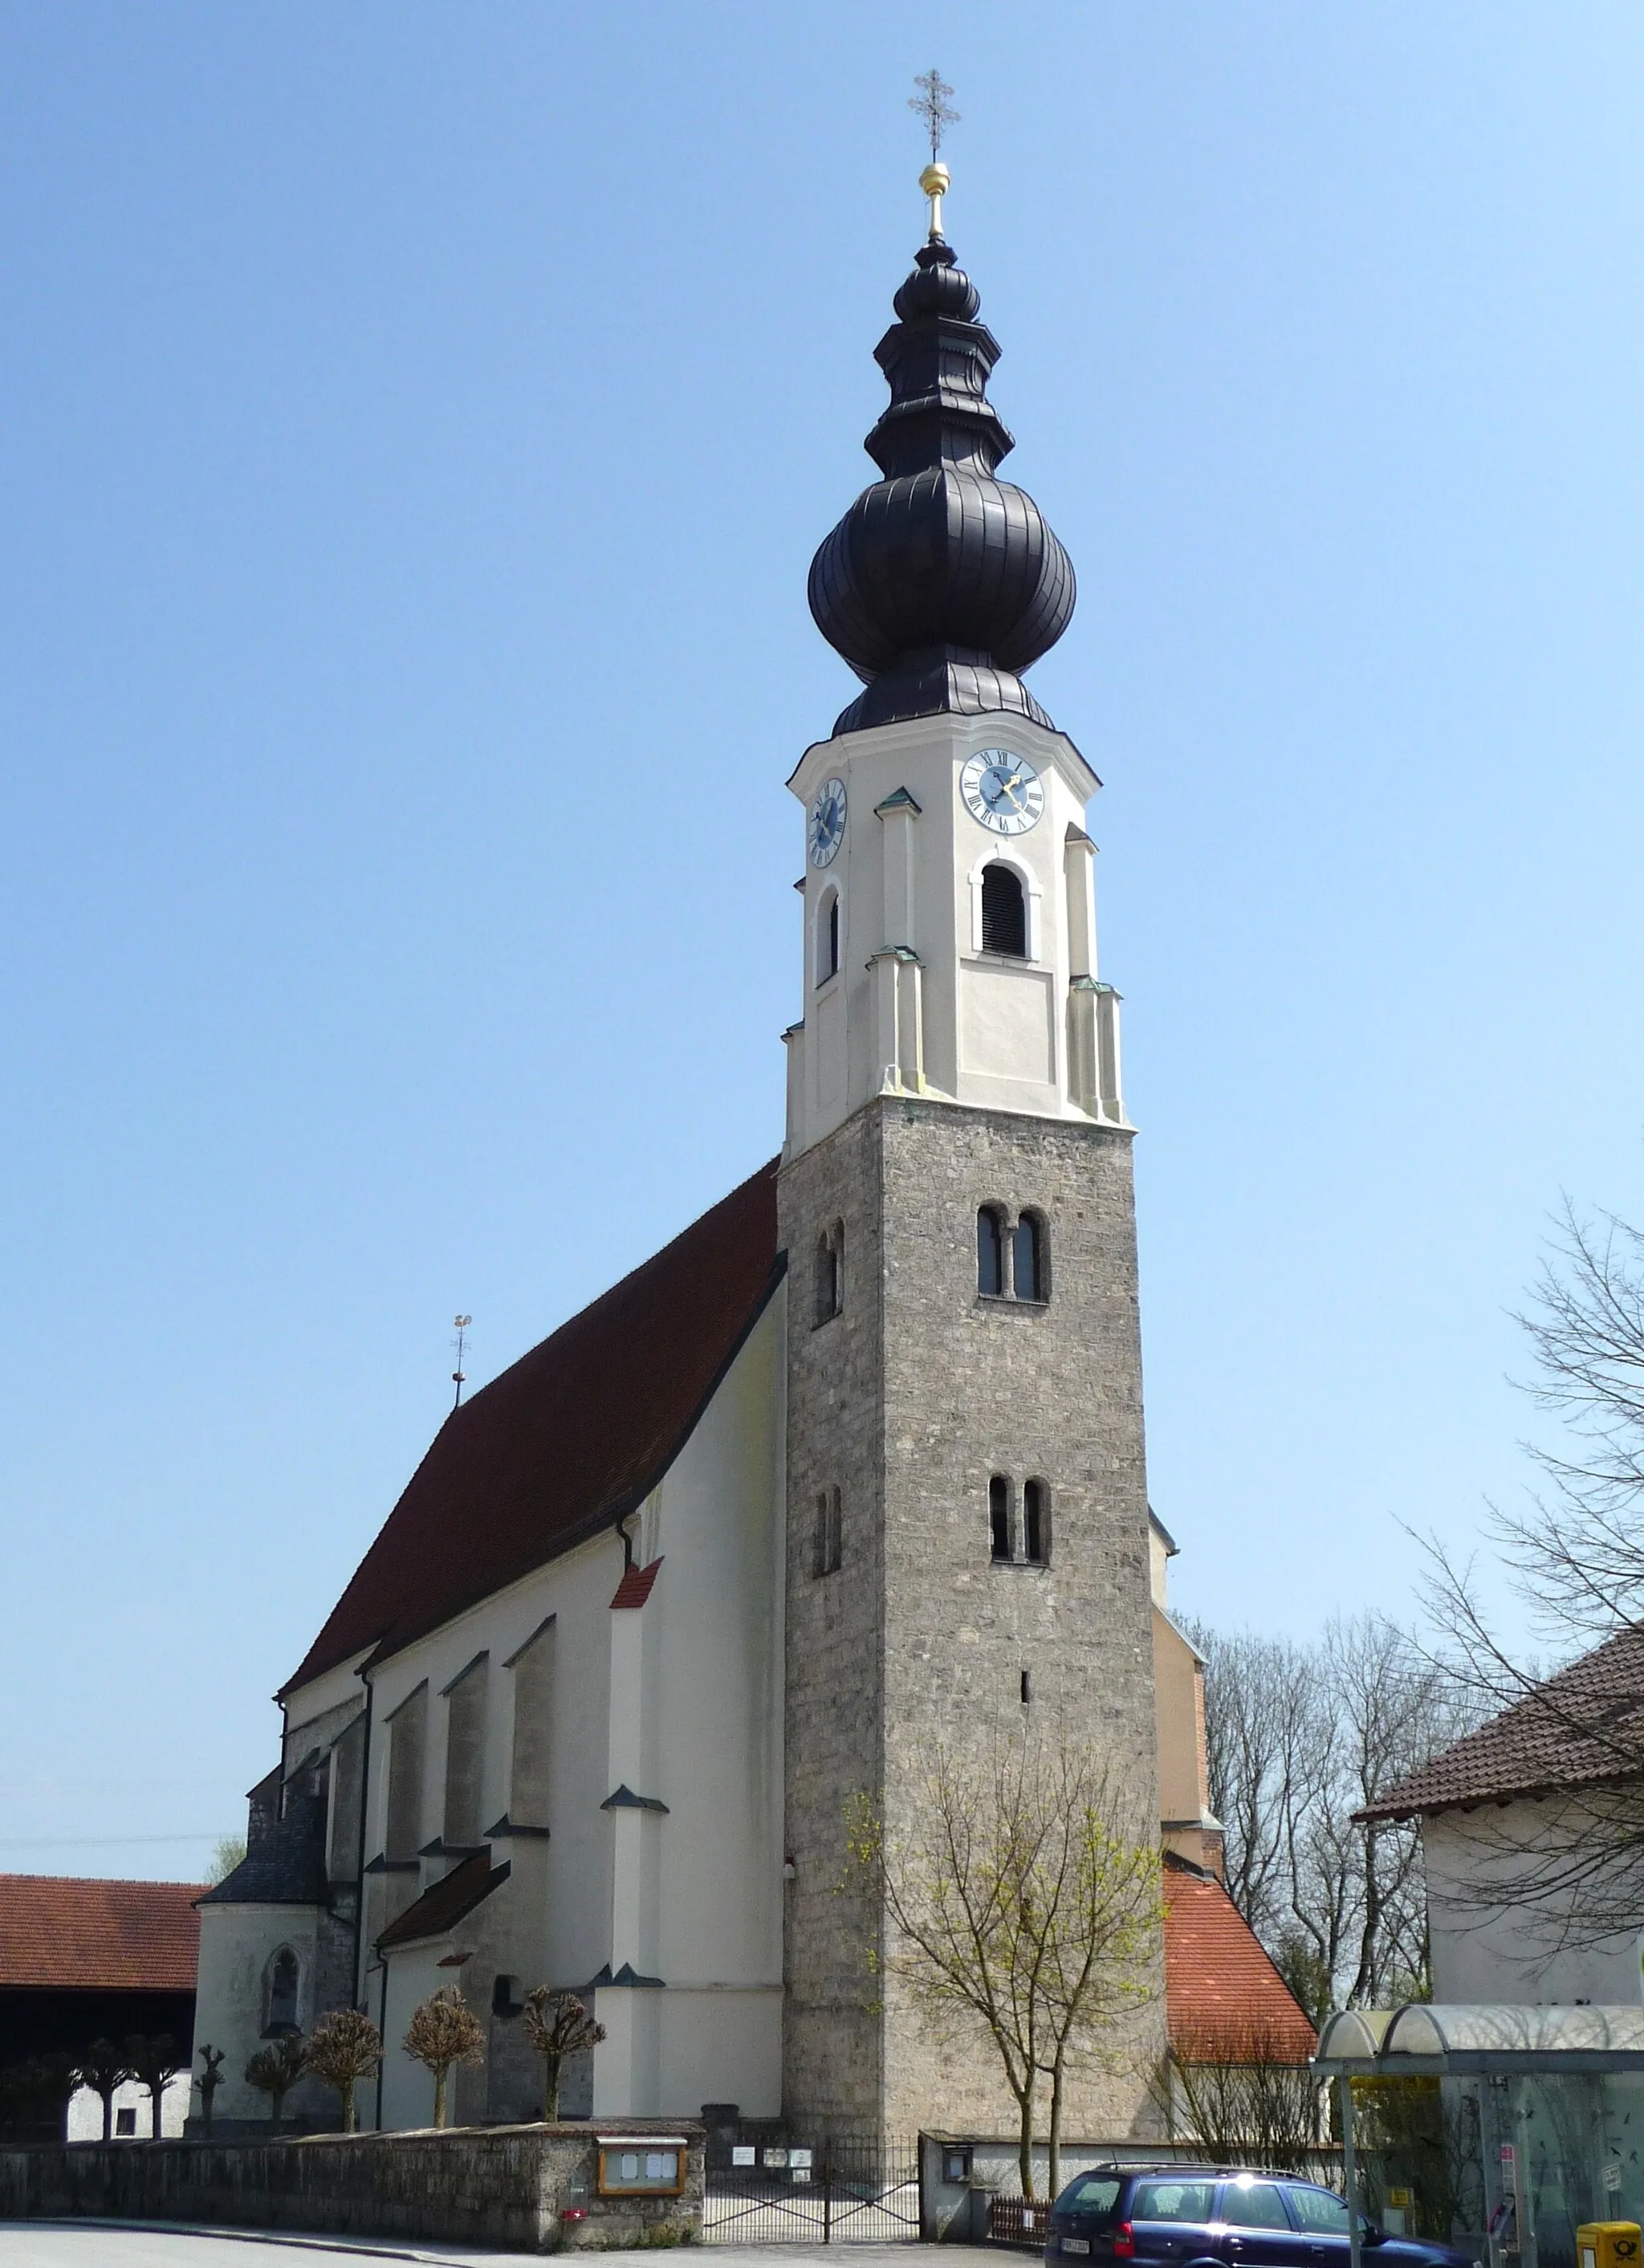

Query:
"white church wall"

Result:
[[191, 1900, 320, 2126], [283, 1281, 785, 2128], [1425, 1804, 1644, 2005]]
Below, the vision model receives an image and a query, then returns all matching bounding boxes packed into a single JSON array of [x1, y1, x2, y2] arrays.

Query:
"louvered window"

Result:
[[981, 865, 1027, 956]]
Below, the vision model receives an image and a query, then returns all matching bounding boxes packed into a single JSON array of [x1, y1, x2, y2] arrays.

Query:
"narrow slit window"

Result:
[[977, 1207, 1005, 1298], [1023, 1480, 1048, 1566], [814, 1488, 842, 1577], [817, 890, 840, 984], [1013, 1213, 1047, 1302], [981, 865, 1028, 957], [1020, 1669, 1033, 1706], [815, 1222, 844, 1325], [989, 1476, 1012, 1563]]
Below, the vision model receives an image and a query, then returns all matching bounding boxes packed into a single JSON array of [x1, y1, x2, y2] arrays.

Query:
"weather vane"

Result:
[[909, 68, 958, 240], [451, 1315, 471, 1411]]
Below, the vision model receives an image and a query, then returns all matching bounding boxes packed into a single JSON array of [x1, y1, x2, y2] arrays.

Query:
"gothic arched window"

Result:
[[977, 1207, 1006, 1298], [1013, 1211, 1048, 1302], [989, 1476, 1012, 1563], [263, 1945, 299, 2034], [981, 864, 1028, 957], [1023, 1479, 1049, 1566]]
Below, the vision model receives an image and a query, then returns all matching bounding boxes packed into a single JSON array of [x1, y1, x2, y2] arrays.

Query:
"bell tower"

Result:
[[778, 168, 1166, 2140]]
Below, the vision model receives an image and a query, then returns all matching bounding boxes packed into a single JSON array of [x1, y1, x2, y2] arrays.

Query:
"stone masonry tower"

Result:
[[779, 164, 1168, 2140]]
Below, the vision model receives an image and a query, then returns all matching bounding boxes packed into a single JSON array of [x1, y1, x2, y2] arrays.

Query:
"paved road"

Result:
[[0, 2229, 973, 2268]]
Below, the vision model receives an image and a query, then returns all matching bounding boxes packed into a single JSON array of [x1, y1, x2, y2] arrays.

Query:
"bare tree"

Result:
[[195, 2044, 226, 2136], [244, 2032, 307, 2129], [1157, 2015, 1325, 2172], [304, 2009, 382, 2133], [521, 1989, 606, 2120], [1414, 1195, 1644, 1948], [402, 1986, 484, 2129], [124, 2034, 182, 2139], [1186, 1614, 1468, 2019], [844, 1738, 1159, 2202], [75, 2038, 132, 2142]]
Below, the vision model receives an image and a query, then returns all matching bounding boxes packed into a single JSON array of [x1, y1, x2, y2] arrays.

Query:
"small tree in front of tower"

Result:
[[245, 2030, 308, 2129], [402, 1985, 484, 2128], [195, 2043, 226, 2136], [304, 2008, 383, 2133], [521, 1987, 606, 2119], [844, 1738, 1161, 2204]]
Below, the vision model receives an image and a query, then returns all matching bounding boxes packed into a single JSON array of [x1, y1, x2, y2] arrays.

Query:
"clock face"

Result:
[[808, 776, 847, 867], [961, 750, 1044, 837]]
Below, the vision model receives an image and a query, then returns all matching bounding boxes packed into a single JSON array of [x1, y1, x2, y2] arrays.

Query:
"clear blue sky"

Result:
[[4, 4, 1642, 1880]]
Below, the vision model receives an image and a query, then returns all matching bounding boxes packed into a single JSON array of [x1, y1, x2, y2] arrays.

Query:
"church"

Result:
[[193, 157, 1274, 2143]]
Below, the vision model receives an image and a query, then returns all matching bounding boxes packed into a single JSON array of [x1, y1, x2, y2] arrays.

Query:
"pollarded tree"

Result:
[[402, 1986, 484, 2129], [75, 2038, 132, 2142], [244, 2031, 307, 2129], [844, 1737, 1161, 2203], [195, 2044, 226, 2136], [521, 1989, 606, 2119], [124, 2034, 183, 2139], [304, 2009, 382, 2134]]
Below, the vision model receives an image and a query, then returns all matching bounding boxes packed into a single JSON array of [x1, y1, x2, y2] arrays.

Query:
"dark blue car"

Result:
[[1046, 2166, 1479, 2268]]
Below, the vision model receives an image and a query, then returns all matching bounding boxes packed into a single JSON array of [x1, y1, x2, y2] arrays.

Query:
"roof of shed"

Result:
[[1361, 1625, 1644, 1822], [1162, 1859, 1317, 2062], [0, 1875, 204, 1993], [282, 1159, 783, 1697]]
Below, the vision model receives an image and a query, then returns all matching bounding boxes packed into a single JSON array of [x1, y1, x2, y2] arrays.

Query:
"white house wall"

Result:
[[1425, 1803, 1643, 2004], [190, 1900, 322, 2128], [275, 1283, 787, 2128]]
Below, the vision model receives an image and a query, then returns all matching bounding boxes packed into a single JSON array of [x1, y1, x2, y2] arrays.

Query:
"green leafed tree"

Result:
[[843, 1737, 1161, 2201]]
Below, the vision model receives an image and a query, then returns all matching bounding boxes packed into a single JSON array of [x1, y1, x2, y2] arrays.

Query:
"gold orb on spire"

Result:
[[919, 161, 950, 240]]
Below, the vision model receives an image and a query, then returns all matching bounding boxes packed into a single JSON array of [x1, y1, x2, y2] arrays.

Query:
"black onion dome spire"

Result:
[[808, 210, 1076, 738]]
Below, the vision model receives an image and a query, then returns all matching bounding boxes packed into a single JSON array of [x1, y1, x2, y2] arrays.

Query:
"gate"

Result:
[[703, 2131, 921, 2243]]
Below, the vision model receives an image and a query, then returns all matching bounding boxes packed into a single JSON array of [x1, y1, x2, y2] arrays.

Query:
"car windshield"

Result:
[[1060, 2176, 1121, 2218], [1286, 2188, 1351, 2235], [1133, 2181, 1217, 2224]]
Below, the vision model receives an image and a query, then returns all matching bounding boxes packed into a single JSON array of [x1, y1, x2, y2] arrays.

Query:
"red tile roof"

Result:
[[1361, 1626, 1644, 1822], [283, 1161, 782, 1696], [0, 1875, 205, 1993], [1162, 1861, 1316, 2063], [610, 1557, 664, 1610]]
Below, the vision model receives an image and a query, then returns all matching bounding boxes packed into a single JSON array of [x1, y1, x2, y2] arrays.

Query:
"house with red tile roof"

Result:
[[0, 1875, 203, 2140], [1363, 1630, 1644, 2007]]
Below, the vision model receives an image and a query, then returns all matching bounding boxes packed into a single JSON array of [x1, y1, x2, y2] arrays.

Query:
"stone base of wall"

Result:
[[0, 2121, 704, 2254]]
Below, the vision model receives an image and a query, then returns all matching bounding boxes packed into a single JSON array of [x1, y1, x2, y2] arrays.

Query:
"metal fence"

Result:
[[703, 2131, 922, 2244]]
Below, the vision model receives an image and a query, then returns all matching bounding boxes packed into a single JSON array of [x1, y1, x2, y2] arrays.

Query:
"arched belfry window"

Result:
[[981, 865, 1028, 957], [977, 1207, 1006, 1298], [1014, 1212, 1047, 1303], [1023, 1479, 1049, 1566], [989, 1476, 1012, 1563], [817, 889, 840, 984], [263, 1946, 299, 2034]]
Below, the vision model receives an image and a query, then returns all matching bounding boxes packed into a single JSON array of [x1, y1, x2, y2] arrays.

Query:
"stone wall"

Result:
[[0, 2121, 704, 2254], [780, 1094, 1168, 2140]]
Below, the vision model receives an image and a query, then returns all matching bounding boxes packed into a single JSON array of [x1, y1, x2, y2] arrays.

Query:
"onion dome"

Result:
[[808, 185, 1076, 738]]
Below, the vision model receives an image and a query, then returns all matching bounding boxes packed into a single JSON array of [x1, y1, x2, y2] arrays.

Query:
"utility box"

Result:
[[1577, 2222, 1641, 2268]]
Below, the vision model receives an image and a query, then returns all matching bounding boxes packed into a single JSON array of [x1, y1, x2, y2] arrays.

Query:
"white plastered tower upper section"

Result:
[[784, 708, 1129, 1160]]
